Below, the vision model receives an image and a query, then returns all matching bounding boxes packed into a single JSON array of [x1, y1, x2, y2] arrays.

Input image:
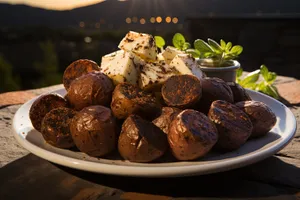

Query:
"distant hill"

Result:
[[1, 0, 300, 28]]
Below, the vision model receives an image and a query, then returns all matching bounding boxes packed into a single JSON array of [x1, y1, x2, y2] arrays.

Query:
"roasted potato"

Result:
[[198, 77, 234, 114], [67, 71, 114, 111], [168, 109, 218, 161], [111, 82, 161, 120], [70, 105, 117, 157], [29, 93, 68, 132], [118, 114, 168, 163], [208, 100, 253, 151], [152, 107, 182, 134], [227, 82, 251, 103], [236, 100, 277, 138], [41, 107, 77, 149], [63, 59, 100, 90], [161, 75, 202, 109]]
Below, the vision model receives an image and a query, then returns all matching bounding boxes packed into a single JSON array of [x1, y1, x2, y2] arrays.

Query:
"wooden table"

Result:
[[0, 75, 300, 200]]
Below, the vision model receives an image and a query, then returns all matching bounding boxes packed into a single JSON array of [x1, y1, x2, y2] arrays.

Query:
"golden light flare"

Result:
[[132, 17, 138, 23], [150, 17, 156, 23], [156, 16, 162, 23], [126, 17, 132, 24], [165, 16, 171, 23], [140, 18, 146, 24], [172, 17, 179, 24]]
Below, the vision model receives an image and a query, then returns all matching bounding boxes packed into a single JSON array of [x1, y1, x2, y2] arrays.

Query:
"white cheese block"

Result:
[[139, 60, 179, 91], [100, 50, 123, 68], [100, 50, 143, 85], [162, 46, 184, 64], [118, 31, 158, 61], [169, 54, 205, 80], [156, 53, 165, 61]]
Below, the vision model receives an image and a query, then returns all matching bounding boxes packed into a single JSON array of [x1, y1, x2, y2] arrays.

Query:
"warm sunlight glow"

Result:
[[140, 18, 146, 24], [79, 21, 85, 28], [126, 17, 131, 24], [150, 17, 156, 23], [156, 16, 162, 23], [165, 16, 171, 23], [172, 17, 179, 24], [132, 17, 138, 23], [2, 0, 105, 10]]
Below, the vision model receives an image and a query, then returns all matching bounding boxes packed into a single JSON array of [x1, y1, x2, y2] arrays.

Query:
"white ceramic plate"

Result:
[[12, 87, 297, 177]]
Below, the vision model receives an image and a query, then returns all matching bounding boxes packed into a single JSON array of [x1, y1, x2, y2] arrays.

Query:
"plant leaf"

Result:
[[220, 39, 226, 49], [243, 82, 258, 90], [239, 69, 260, 86], [208, 38, 223, 53], [194, 39, 214, 53], [267, 72, 277, 84], [230, 45, 243, 55], [261, 84, 279, 99], [172, 33, 185, 50], [154, 36, 165, 49], [183, 42, 191, 50], [236, 67, 243, 78], [225, 42, 232, 51], [186, 49, 200, 58], [260, 65, 269, 80]]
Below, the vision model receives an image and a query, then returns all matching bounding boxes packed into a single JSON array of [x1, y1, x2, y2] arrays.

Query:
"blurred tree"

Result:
[[0, 54, 20, 93], [34, 40, 62, 88]]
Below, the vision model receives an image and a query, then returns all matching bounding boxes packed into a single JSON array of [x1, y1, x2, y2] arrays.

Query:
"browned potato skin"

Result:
[[236, 101, 277, 138], [29, 93, 68, 132], [208, 100, 253, 151], [227, 82, 252, 103], [111, 82, 161, 120], [152, 107, 182, 134], [198, 77, 234, 114], [168, 109, 218, 161], [41, 107, 77, 149], [70, 106, 117, 157], [118, 114, 168, 163], [67, 71, 114, 111], [63, 59, 100, 90], [161, 75, 202, 109]]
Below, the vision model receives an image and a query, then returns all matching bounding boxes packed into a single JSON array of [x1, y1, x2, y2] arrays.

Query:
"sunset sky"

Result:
[[0, 0, 106, 10]]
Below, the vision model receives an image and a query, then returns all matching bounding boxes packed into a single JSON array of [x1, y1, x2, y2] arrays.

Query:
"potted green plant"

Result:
[[155, 33, 279, 100], [155, 33, 243, 82]]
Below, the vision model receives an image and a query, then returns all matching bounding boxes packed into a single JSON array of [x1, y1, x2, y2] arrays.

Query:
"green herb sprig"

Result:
[[236, 65, 279, 99], [154, 33, 243, 67], [154, 33, 279, 99]]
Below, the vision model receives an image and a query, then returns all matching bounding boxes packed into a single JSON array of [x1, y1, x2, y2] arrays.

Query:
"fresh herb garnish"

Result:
[[172, 33, 190, 51], [154, 36, 165, 52], [155, 33, 243, 67], [236, 65, 279, 99], [155, 33, 279, 99]]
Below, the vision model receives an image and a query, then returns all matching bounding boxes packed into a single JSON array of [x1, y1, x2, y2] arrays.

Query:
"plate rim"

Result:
[[12, 88, 297, 177]]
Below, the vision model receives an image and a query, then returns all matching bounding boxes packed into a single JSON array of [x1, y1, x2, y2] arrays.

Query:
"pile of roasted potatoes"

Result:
[[29, 59, 277, 163]]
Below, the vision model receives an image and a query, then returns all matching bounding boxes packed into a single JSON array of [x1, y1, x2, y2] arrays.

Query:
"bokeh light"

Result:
[[172, 17, 178, 24], [84, 36, 92, 43], [165, 16, 171, 23], [150, 17, 156, 23], [156, 16, 162, 23], [79, 21, 85, 27], [140, 18, 146, 24], [132, 17, 138, 23], [95, 23, 100, 28], [126, 17, 132, 24]]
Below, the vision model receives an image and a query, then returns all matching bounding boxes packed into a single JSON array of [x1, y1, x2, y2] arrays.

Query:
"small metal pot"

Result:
[[197, 58, 240, 82]]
